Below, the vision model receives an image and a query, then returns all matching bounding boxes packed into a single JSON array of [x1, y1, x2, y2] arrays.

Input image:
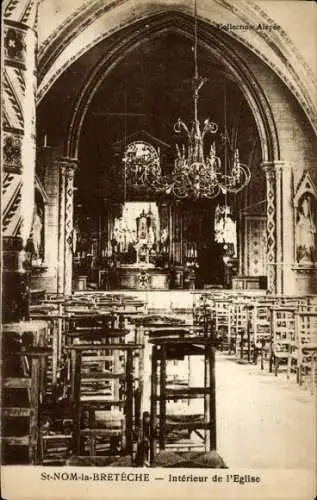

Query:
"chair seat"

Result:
[[273, 351, 289, 359]]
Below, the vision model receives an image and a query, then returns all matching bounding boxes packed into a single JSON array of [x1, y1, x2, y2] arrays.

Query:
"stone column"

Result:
[[55, 158, 77, 296], [57, 164, 66, 295], [2, 0, 39, 321], [262, 161, 293, 294], [262, 162, 278, 294], [274, 161, 283, 294], [279, 162, 296, 294], [31, 146, 60, 293], [64, 161, 77, 295]]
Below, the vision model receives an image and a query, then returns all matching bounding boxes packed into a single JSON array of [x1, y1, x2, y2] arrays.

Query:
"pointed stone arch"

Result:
[[65, 12, 279, 164]]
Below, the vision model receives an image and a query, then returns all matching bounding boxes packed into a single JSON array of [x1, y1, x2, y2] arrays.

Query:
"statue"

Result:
[[134, 206, 158, 265], [214, 205, 237, 256], [137, 210, 148, 240], [146, 206, 157, 246], [32, 206, 43, 260], [296, 195, 317, 264], [148, 225, 155, 246], [160, 227, 168, 245]]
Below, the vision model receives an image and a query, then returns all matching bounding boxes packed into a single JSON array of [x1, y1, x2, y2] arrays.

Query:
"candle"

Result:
[[43, 134, 47, 147]]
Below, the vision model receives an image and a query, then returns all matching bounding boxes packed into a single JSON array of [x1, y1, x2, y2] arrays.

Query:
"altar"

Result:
[[119, 264, 169, 290], [113, 203, 171, 290]]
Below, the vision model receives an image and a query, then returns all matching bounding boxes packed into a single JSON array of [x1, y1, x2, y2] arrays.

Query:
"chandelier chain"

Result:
[[122, 0, 251, 200]]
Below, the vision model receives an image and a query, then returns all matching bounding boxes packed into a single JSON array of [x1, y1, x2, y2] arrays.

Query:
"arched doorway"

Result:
[[36, 9, 317, 295], [67, 21, 275, 292]]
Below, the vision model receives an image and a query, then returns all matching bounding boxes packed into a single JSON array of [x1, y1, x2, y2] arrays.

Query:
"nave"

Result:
[[2, 290, 316, 469], [2, 3, 317, 498]]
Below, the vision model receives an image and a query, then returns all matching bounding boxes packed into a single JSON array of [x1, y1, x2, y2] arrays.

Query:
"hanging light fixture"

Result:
[[122, 0, 251, 200], [161, 0, 251, 199]]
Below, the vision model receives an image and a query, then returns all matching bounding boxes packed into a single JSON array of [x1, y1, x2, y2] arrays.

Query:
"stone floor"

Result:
[[216, 353, 316, 470]]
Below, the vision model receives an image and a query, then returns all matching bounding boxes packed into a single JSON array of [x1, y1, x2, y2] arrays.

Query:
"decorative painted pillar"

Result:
[[262, 161, 291, 294], [2, 0, 39, 321], [64, 160, 77, 295], [262, 162, 278, 294], [57, 163, 66, 294], [279, 162, 296, 294], [56, 158, 77, 296], [274, 161, 283, 294]]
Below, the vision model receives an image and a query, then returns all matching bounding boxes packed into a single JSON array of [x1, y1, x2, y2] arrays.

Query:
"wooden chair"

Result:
[[270, 307, 296, 378], [67, 334, 143, 460], [192, 293, 213, 339], [30, 303, 69, 402], [193, 294, 228, 349], [149, 334, 216, 464], [294, 311, 317, 391], [213, 297, 233, 352], [231, 298, 249, 360], [2, 322, 50, 464], [249, 299, 275, 369], [39, 433, 73, 465]]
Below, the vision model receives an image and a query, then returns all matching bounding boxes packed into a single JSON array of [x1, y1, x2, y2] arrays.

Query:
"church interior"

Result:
[[1, 0, 317, 472]]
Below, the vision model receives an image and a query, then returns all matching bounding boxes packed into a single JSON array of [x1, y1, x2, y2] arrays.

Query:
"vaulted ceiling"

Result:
[[36, 0, 317, 135], [73, 32, 259, 203], [35, 0, 316, 207]]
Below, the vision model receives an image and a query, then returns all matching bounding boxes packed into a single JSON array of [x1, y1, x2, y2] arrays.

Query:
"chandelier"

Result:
[[123, 1, 251, 200]]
